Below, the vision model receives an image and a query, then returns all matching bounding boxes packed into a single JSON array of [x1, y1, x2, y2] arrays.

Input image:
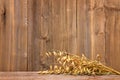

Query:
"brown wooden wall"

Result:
[[0, 0, 120, 71]]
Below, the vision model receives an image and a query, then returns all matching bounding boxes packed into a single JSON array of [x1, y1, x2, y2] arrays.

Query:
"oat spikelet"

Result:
[[38, 51, 120, 75]]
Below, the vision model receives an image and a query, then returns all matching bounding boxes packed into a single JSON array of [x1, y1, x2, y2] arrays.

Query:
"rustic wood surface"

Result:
[[0, 0, 120, 71], [0, 72, 120, 80]]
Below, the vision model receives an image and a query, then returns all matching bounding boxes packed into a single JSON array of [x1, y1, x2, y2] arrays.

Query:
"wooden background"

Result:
[[0, 0, 120, 71]]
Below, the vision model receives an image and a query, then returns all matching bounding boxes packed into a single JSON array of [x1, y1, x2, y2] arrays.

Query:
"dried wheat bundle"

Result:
[[38, 51, 120, 75]]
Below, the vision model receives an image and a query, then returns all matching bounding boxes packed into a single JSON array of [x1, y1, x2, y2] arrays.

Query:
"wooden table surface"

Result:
[[0, 72, 120, 80]]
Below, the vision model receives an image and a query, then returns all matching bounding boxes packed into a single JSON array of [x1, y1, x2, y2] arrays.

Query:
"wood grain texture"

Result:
[[27, 0, 41, 71], [77, 0, 91, 58], [89, 0, 106, 63], [0, 0, 5, 71], [27, 0, 52, 71], [0, 0, 120, 71], [0, 72, 120, 80], [0, 0, 13, 71], [105, 0, 120, 71], [0, 0, 28, 71], [13, 0, 28, 71]]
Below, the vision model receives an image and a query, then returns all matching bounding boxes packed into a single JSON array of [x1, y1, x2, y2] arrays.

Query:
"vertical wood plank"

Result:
[[77, 0, 91, 57], [27, 0, 34, 71], [94, 0, 105, 62], [105, 9, 116, 67], [50, 0, 77, 53], [105, 0, 120, 71], [0, 0, 5, 71], [0, 0, 13, 71], [27, 0, 52, 71], [66, 0, 77, 54], [89, 0, 95, 60], [49, 0, 66, 68], [114, 11, 120, 71], [40, 0, 52, 70], [51, 0, 64, 50], [3, 0, 28, 71], [0, 0, 28, 71], [41, 0, 53, 70], [27, 0, 38, 71], [89, 0, 106, 63], [13, 0, 27, 71], [8, 0, 15, 71]]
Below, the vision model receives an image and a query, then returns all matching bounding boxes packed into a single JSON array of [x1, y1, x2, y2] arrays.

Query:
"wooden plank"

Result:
[[48, 0, 65, 68], [93, 0, 105, 63], [12, 0, 28, 71], [59, 0, 66, 51], [49, 0, 77, 67], [0, 0, 120, 72], [66, 0, 77, 54], [27, 0, 40, 71], [114, 11, 120, 71], [0, 0, 14, 71], [27, 0, 52, 71], [0, 0, 28, 71], [105, 0, 120, 71], [0, 72, 120, 80], [40, 0, 52, 70], [88, 0, 106, 63], [27, 0, 34, 71], [0, 0, 5, 71], [51, 0, 64, 50], [89, 0, 95, 60], [77, 0, 91, 57], [50, 0, 77, 53], [7, 0, 15, 71]]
